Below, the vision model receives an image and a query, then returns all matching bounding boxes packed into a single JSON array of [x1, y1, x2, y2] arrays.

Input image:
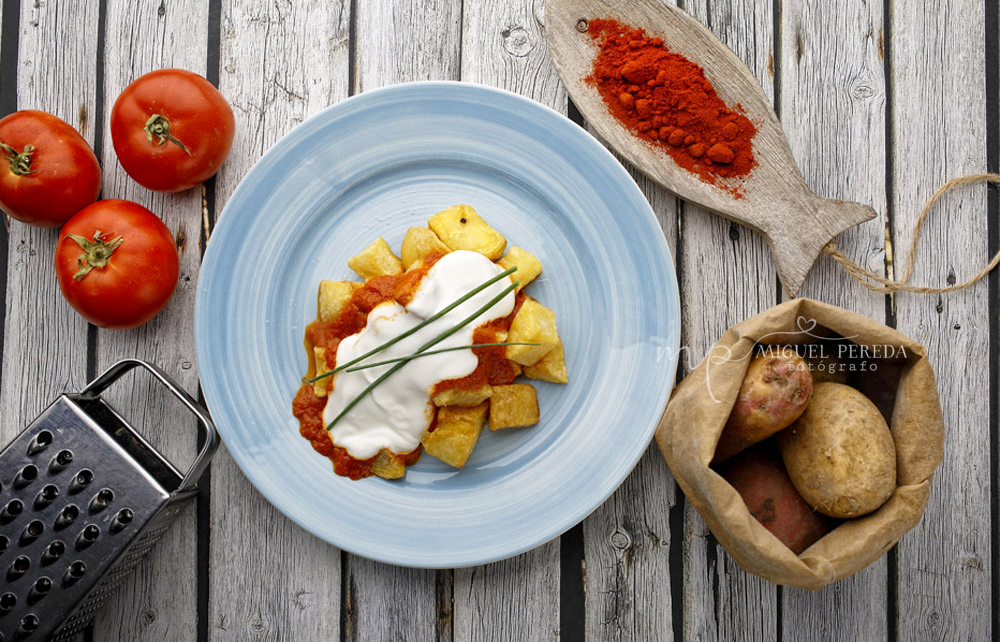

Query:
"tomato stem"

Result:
[[69, 231, 125, 281], [143, 114, 193, 157], [0, 142, 38, 176]]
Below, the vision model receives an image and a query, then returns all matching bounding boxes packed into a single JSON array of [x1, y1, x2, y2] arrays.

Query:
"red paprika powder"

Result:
[[585, 18, 757, 197]]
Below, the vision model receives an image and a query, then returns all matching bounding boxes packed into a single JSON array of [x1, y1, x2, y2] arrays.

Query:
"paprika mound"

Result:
[[585, 18, 757, 198]]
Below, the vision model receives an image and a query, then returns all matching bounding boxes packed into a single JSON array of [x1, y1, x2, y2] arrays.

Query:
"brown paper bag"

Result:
[[655, 298, 944, 590]]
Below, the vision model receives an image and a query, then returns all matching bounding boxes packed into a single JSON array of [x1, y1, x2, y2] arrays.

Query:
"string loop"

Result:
[[822, 173, 1000, 294]]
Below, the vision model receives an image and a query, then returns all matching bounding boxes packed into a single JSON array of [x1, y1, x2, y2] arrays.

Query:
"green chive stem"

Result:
[[326, 280, 519, 431], [343, 342, 539, 372], [306, 266, 517, 384]]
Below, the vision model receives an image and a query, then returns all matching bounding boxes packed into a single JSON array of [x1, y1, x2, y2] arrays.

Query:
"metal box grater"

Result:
[[0, 359, 217, 641]]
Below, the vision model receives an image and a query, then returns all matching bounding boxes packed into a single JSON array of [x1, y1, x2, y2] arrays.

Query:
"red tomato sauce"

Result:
[[292, 253, 517, 479]]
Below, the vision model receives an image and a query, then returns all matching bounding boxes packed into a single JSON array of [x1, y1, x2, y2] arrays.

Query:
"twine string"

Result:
[[821, 173, 1000, 294]]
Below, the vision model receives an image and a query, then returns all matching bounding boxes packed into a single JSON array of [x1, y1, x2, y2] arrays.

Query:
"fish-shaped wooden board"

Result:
[[546, 0, 876, 297]]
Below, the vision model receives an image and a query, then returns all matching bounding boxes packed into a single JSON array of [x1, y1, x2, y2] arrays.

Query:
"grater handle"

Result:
[[79, 359, 219, 492]]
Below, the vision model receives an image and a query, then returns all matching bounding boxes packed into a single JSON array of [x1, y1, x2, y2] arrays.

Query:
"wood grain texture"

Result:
[[354, 0, 462, 92], [345, 1, 461, 640], [572, 135, 680, 641], [209, 1, 350, 640], [454, 2, 562, 640], [1, 0, 97, 437], [89, 2, 208, 640], [675, 1, 777, 639], [778, 0, 890, 638], [889, 1, 991, 640], [1, 5, 98, 642]]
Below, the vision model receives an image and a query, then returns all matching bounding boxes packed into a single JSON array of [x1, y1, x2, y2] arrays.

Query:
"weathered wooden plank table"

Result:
[[0, 0, 996, 640]]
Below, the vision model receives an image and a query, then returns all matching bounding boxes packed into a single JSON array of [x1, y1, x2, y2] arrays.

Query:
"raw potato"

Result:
[[347, 237, 403, 279], [489, 384, 539, 430], [713, 352, 813, 463], [400, 227, 450, 269], [422, 403, 489, 468], [778, 383, 896, 518], [496, 246, 543, 291], [428, 204, 506, 260], [719, 441, 832, 555]]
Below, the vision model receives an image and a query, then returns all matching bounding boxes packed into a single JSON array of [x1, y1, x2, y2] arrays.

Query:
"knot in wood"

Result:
[[501, 26, 533, 58], [142, 609, 157, 625], [610, 529, 631, 550], [852, 83, 875, 100]]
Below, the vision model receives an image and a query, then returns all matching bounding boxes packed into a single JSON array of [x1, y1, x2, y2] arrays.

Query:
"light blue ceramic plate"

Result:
[[195, 81, 680, 567]]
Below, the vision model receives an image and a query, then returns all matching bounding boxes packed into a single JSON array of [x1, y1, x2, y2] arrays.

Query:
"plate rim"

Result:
[[196, 80, 682, 568]]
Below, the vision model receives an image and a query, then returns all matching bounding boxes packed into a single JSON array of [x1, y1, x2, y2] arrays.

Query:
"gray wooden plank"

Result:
[[675, 1, 778, 639], [354, 0, 462, 92], [889, 2, 992, 640], [2, 5, 98, 642], [344, 2, 461, 641], [778, 0, 890, 637], [89, 2, 208, 640], [208, 1, 350, 640], [452, 2, 563, 640], [1, 0, 97, 439]]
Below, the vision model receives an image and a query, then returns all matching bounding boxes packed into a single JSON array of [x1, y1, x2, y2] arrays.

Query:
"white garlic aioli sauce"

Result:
[[324, 250, 515, 460]]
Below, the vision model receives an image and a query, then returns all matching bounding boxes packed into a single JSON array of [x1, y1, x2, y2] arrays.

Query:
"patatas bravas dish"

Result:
[[292, 205, 568, 480]]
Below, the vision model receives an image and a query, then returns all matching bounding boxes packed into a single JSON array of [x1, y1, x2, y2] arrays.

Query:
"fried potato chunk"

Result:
[[428, 204, 506, 260], [318, 280, 360, 322], [348, 237, 403, 279], [313, 347, 333, 397], [422, 403, 489, 468], [432, 383, 493, 407], [371, 449, 406, 480], [496, 246, 542, 291], [524, 339, 568, 384], [401, 227, 450, 269], [506, 298, 559, 366], [489, 384, 540, 430]]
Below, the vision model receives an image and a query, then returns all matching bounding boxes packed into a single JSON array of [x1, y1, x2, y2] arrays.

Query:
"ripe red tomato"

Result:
[[110, 68, 235, 192], [0, 110, 102, 227], [55, 200, 179, 330]]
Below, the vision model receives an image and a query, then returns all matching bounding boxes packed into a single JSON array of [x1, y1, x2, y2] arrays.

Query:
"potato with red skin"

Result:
[[719, 441, 832, 554], [713, 352, 813, 463]]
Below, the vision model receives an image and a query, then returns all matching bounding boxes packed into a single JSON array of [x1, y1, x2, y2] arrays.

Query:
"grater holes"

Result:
[[18, 519, 44, 546], [68, 468, 94, 494], [110, 507, 133, 533], [75, 524, 100, 550], [27, 576, 51, 604], [54, 504, 79, 530], [0, 535, 7, 553], [49, 449, 73, 473], [13, 464, 38, 489], [7, 555, 29, 581], [1, 499, 23, 524], [41, 539, 65, 565], [63, 560, 86, 586], [16, 613, 39, 635], [33, 484, 59, 510], [26, 429, 52, 456], [0, 592, 15, 613], [89, 488, 114, 513]]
